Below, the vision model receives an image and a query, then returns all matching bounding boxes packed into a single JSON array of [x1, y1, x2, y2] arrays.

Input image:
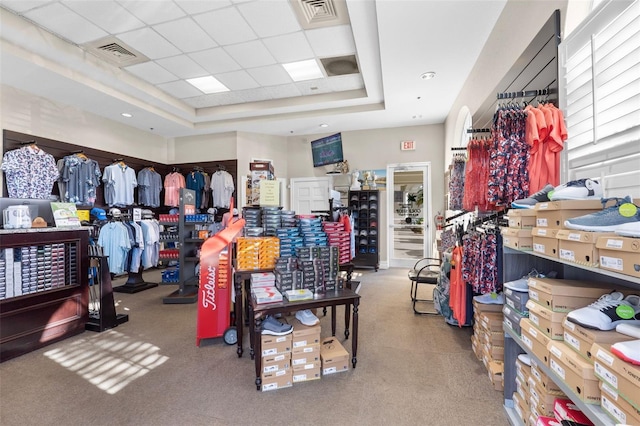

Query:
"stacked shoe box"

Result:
[[503, 285, 529, 337], [262, 207, 281, 237], [596, 234, 640, 278], [322, 221, 351, 265], [290, 317, 321, 383], [276, 227, 303, 258], [298, 217, 328, 247], [0, 249, 5, 299], [527, 357, 569, 418], [479, 311, 504, 370], [555, 230, 615, 267], [513, 356, 532, 424], [471, 299, 502, 361], [591, 342, 640, 424], [296, 246, 341, 293], [562, 317, 635, 363], [320, 336, 349, 375], [260, 333, 292, 391], [502, 209, 536, 250], [532, 200, 603, 258], [242, 207, 263, 237], [280, 210, 297, 228]]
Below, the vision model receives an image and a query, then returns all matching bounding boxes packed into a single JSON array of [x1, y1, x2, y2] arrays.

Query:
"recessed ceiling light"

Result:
[[283, 59, 324, 82], [186, 76, 229, 94], [420, 71, 436, 80], [121, 113, 132, 118], [319, 123, 329, 128]]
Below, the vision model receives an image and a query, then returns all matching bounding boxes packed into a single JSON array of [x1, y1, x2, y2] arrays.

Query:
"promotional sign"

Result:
[[50, 202, 81, 227]]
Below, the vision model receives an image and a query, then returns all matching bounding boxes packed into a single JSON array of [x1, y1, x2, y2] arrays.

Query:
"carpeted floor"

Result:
[[0, 267, 508, 425]]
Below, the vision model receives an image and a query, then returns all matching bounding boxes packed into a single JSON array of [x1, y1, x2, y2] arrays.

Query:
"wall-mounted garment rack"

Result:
[[496, 88, 551, 100], [466, 128, 491, 134], [450, 147, 468, 151]]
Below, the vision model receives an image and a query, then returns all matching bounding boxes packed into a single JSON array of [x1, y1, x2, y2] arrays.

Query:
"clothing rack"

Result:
[[20, 140, 36, 145], [496, 88, 549, 100], [466, 128, 491, 134], [450, 147, 467, 151], [445, 210, 470, 223]]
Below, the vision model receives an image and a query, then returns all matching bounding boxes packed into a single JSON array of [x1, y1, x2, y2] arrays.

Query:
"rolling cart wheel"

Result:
[[223, 327, 238, 345]]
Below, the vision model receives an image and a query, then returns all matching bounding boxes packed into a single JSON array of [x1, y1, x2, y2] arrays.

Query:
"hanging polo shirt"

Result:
[[1, 146, 59, 199]]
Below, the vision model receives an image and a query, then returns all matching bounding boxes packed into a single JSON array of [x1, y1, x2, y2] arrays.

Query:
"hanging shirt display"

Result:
[[60, 153, 102, 206], [164, 171, 186, 207], [201, 173, 211, 210], [1, 144, 59, 199], [97, 221, 131, 275], [448, 153, 466, 211], [211, 169, 234, 208], [137, 167, 163, 208], [186, 170, 205, 210], [103, 162, 137, 207]]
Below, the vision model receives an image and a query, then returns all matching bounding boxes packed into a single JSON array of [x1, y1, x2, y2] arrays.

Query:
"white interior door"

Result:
[[387, 163, 432, 268], [290, 177, 330, 214]]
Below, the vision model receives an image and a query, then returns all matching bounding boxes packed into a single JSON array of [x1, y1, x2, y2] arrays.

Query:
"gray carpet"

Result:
[[0, 268, 507, 425]]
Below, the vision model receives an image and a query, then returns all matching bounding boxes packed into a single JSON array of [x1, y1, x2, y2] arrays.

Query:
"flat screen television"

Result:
[[311, 133, 343, 167]]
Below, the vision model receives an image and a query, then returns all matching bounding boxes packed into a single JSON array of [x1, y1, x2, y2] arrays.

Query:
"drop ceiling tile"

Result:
[[237, 87, 273, 103], [192, 7, 256, 46], [23, 3, 108, 45], [157, 80, 203, 99], [263, 32, 314, 63], [175, 0, 231, 15], [224, 40, 276, 69], [153, 17, 218, 53], [296, 79, 332, 96], [124, 61, 178, 84], [189, 48, 241, 74], [237, 0, 300, 38], [247, 65, 292, 87], [156, 55, 208, 79], [306, 25, 356, 57], [263, 84, 302, 100], [117, 27, 181, 60], [182, 94, 218, 108], [63, 0, 145, 34], [118, 0, 186, 25], [0, 1, 53, 13], [206, 91, 246, 106], [327, 74, 364, 91], [215, 70, 259, 91]]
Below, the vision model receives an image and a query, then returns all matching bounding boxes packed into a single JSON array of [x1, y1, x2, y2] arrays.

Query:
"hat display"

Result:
[[90, 207, 107, 221], [110, 208, 122, 217]]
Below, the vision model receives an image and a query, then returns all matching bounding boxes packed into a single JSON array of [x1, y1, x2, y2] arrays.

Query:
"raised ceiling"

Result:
[[0, 0, 507, 138]]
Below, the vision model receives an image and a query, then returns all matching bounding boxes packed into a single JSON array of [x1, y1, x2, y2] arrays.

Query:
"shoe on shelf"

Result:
[[566, 292, 640, 331], [295, 309, 319, 326], [564, 196, 640, 232], [549, 178, 603, 201], [503, 278, 529, 292], [616, 323, 640, 339], [517, 353, 531, 366], [610, 340, 640, 365], [261, 316, 293, 336], [473, 292, 504, 305], [511, 184, 555, 209], [615, 220, 640, 238]]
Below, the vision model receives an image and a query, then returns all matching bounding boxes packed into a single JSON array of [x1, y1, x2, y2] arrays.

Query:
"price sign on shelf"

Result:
[[401, 140, 415, 151]]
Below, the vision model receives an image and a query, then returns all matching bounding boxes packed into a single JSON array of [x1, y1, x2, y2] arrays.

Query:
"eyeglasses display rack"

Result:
[[349, 190, 379, 271]]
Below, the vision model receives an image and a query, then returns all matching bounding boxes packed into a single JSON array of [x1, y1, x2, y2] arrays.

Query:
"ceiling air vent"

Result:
[[290, 0, 350, 29], [320, 55, 359, 77], [83, 36, 149, 68]]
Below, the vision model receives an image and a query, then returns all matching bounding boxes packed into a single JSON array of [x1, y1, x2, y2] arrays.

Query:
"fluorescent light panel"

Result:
[[282, 59, 324, 82], [186, 76, 229, 94]]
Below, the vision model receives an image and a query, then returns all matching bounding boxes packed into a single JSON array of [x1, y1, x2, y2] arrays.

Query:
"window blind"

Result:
[[559, 0, 640, 199]]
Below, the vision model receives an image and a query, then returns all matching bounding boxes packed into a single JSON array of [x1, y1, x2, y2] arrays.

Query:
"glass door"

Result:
[[387, 163, 431, 268]]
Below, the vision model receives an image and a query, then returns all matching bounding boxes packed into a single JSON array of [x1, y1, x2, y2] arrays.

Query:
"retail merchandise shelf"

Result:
[[504, 404, 524, 426], [184, 221, 209, 225], [504, 247, 640, 286], [159, 222, 179, 226], [160, 238, 179, 243], [185, 256, 199, 262], [184, 238, 205, 243], [503, 325, 613, 426]]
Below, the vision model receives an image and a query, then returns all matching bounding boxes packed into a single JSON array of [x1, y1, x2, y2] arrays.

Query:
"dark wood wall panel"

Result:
[[2, 129, 237, 212], [472, 10, 561, 130]]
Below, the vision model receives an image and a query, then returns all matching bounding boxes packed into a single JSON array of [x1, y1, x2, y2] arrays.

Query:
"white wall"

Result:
[[168, 132, 237, 164], [236, 131, 288, 179]]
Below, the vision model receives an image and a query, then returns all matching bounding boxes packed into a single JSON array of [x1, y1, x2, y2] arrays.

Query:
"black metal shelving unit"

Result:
[[349, 190, 379, 271]]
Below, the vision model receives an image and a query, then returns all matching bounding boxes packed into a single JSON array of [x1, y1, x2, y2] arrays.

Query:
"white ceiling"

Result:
[[0, 0, 507, 139]]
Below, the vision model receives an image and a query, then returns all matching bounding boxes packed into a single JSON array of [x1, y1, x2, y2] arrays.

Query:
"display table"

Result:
[[249, 288, 361, 390]]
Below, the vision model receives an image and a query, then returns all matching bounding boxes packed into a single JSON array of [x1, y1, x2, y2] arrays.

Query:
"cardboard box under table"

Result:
[[596, 235, 640, 278], [592, 342, 640, 410], [502, 227, 533, 250], [562, 317, 635, 363], [531, 227, 559, 258], [527, 277, 616, 312], [320, 337, 349, 375], [547, 340, 600, 404], [556, 230, 616, 267], [534, 199, 602, 229]]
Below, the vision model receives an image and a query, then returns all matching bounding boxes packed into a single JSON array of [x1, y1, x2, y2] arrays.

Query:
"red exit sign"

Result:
[[401, 140, 415, 151]]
